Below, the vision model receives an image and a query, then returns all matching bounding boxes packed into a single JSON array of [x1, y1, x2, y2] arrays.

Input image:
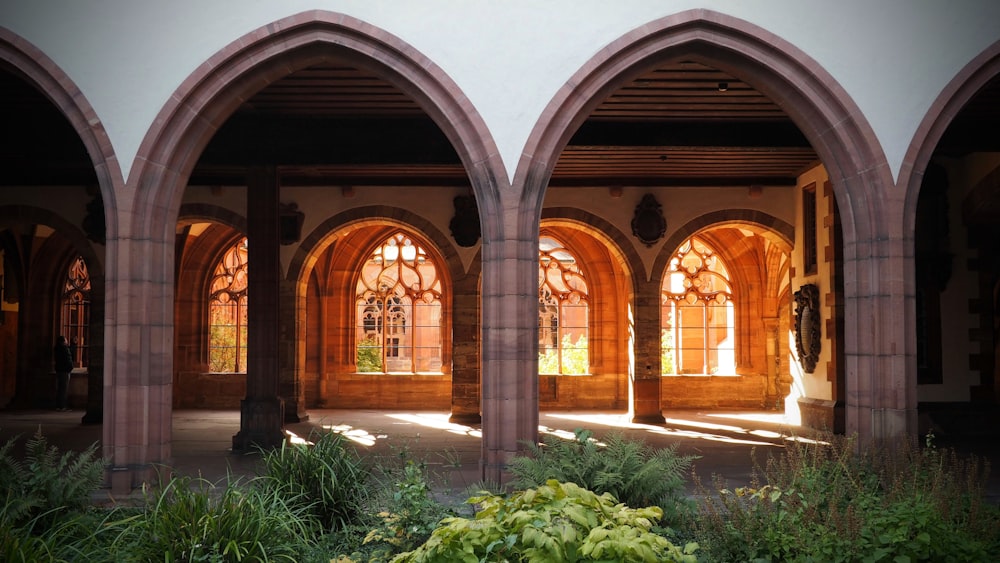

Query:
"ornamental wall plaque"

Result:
[[794, 283, 821, 374], [631, 193, 666, 247], [449, 195, 481, 247]]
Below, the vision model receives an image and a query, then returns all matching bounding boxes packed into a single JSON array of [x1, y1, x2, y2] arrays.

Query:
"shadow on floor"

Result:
[[1, 408, 997, 504]]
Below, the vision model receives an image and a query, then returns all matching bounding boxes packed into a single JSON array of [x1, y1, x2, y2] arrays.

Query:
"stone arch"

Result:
[[541, 207, 646, 284], [901, 40, 1000, 231], [0, 205, 105, 419], [516, 10, 893, 441], [111, 12, 504, 490], [655, 209, 794, 276], [537, 211, 637, 409], [0, 29, 123, 235], [178, 203, 248, 234], [289, 206, 461, 409], [131, 11, 504, 251], [516, 10, 887, 246], [900, 42, 1000, 391]]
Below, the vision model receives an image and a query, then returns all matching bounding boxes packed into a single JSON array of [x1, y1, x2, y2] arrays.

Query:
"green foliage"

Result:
[[660, 328, 675, 374], [208, 325, 246, 373], [693, 433, 1000, 561], [392, 480, 698, 562], [0, 429, 104, 528], [258, 430, 372, 531], [538, 333, 589, 374], [1, 504, 120, 563], [508, 428, 698, 523], [332, 460, 456, 562], [109, 475, 318, 562], [357, 336, 384, 372]]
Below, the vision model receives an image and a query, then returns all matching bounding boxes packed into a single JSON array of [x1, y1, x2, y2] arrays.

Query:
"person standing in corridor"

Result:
[[53, 335, 74, 411]]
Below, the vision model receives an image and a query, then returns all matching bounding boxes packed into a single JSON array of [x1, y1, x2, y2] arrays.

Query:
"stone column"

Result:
[[843, 232, 917, 446], [480, 199, 539, 483], [104, 234, 173, 494], [450, 263, 482, 424], [279, 276, 307, 422], [233, 166, 285, 451], [632, 277, 665, 423]]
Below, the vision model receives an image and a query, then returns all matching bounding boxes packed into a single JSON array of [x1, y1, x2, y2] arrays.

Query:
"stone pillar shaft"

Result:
[[233, 165, 284, 451]]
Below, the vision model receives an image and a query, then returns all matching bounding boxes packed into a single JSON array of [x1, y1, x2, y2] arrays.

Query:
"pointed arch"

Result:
[[131, 11, 505, 249], [515, 9, 897, 439], [0, 29, 123, 230]]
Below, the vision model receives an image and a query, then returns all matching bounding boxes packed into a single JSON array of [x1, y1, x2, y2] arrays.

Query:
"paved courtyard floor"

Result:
[[1, 408, 997, 505]]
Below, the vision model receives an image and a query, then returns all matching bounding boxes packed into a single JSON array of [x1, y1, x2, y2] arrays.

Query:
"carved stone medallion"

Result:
[[794, 283, 821, 374], [631, 193, 666, 247]]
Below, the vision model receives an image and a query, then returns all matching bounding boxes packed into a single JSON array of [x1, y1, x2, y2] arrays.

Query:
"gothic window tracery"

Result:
[[661, 236, 735, 375], [209, 238, 248, 373], [61, 256, 90, 368], [355, 233, 442, 373], [538, 236, 589, 375]]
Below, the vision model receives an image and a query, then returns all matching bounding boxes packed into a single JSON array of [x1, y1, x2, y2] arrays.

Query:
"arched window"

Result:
[[661, 236, 735, 375], [209, 238, 248, 373], [538, 236, 589, 375], [61, 256, 90, 368], [355, 233, 443, 374]]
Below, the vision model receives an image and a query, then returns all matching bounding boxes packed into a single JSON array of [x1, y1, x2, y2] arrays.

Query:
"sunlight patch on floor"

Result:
[[317, 423, 383, 446], [385, 412, 482, 438]]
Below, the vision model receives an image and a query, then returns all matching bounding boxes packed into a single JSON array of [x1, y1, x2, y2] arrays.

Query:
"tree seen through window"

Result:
[[538, 236, 589, 375]]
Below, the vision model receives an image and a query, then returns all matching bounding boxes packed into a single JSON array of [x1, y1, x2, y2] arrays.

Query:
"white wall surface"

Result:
[[2, 1, 999, 185]]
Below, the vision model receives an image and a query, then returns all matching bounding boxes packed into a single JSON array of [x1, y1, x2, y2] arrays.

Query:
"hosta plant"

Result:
[[391, 480, 698, 562]]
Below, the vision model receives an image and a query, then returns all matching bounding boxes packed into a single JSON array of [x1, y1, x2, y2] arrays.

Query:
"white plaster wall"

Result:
[[789, 165, 833, 402], [2, 1, 999, 185]]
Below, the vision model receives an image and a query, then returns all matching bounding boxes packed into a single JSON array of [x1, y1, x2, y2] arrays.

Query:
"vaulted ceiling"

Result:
[[2, 59, 998, 188]]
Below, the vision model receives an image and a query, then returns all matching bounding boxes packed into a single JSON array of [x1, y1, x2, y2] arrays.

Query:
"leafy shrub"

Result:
[[357, 336, 383, 372], [258, 430, 371, 531], [0, 429, 104, 528], [331, 460, 455, 562], [109, 475, 318, 562], [508, 428, 697, 523], [392, 480, 698, 562], [693, 433, 1000, 561]]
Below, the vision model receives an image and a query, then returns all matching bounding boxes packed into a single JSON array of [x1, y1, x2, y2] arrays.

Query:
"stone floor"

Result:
[[1, 407, 997, 505]]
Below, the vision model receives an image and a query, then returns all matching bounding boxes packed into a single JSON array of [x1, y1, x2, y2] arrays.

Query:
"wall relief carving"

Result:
[[449, 195, 481, 247], [794, 283, 821, 374], [631, 193, 666, 247]]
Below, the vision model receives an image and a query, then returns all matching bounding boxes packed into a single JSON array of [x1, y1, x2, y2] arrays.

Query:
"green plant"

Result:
[[258, 430, 372, 531], [109, 475, 318, 562], [692, 433, 1000, 561], [357, 336, 383, 372], [337, 460, 455, 562], [392, 480, 698, 562], [508, 428, 698, 523], [0, 429, 104, 528], [1, 503, 122, 563], [538, 333, 589, 374]]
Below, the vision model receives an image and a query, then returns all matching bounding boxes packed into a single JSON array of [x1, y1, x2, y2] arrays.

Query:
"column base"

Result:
[[798, 397, 844, 434], [632, 377, 665, 424], [449, 412, 482, 425], [233, 397, 286, 452]]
